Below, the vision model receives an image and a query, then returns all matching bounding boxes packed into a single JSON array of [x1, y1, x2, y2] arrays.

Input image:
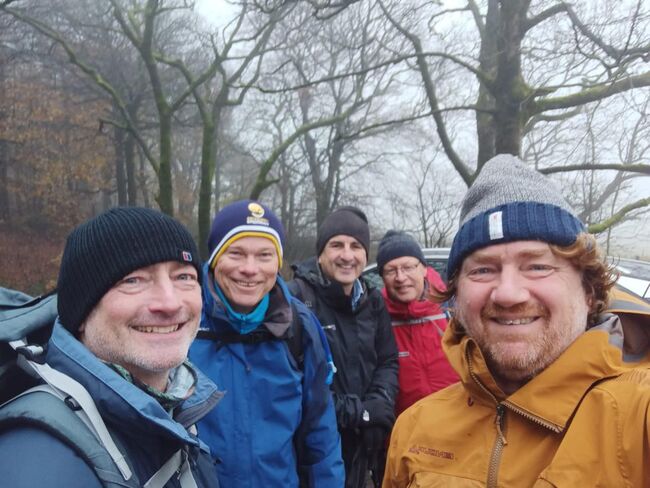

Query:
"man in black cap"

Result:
[[0, 207, 222, 487], [290, 206, 399, 488]]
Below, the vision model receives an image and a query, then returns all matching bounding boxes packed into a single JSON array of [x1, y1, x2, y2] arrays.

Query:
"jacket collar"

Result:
[[46, 322, 222, 447], [293, 256, 368, 312], [444, 314, 632, 432]]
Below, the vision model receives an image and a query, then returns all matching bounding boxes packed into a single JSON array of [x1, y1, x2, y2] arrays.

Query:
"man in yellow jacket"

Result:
[[383, 154, 650, 487]]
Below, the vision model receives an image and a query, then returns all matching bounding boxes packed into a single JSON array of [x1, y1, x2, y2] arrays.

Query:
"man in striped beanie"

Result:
[[190, 199, 344, 488], [384, 154, 650, 487]]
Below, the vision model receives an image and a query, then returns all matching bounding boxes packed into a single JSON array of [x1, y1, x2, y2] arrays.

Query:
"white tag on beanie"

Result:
[[489, 211, 504, 240]]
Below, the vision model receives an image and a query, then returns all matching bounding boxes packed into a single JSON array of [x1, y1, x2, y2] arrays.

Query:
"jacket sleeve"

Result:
[[0, 426, 104, 488], [363, 293, 399, 406], [295, 303, 346, 488]]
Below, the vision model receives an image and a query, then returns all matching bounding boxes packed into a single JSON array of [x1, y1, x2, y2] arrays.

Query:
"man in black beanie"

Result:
[[290, 206, 398, 488], [0, 207, 222, 488]]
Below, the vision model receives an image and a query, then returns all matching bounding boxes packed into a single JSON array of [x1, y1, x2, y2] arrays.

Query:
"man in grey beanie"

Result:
[[383, 154, 650, 487], [290, 206, 398, 488], [0, 207, 222, 487]]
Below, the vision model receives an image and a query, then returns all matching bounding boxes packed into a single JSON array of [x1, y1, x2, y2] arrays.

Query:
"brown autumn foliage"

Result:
[[0, 66, 115, 294], [0, 68, 114, 231], [0, 223, 62, 295]]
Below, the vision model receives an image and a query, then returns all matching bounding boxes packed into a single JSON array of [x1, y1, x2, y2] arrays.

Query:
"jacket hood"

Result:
[[201, 262, 293, 338], [381, 267, 446, 320], [442, 313, 636, 432], [46, 321, 222, 448]]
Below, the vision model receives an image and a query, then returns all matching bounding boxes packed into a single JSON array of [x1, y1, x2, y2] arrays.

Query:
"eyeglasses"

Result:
[[383, 263, 421, 279]]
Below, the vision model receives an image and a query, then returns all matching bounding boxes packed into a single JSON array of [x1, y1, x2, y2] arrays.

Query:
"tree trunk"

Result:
[[113, 126, 127, 206], [157, 112, 174, 215], [124, 132, 137, 206], [475, 0, 499, 168], [492, 0, 530, 158], [198, 119, 216, 259]]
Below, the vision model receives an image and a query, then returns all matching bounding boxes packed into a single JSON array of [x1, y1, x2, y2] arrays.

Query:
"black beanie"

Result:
[[57, 207, 200, 334], [376, 230, 426, 276], [316, 206, 370, 256]]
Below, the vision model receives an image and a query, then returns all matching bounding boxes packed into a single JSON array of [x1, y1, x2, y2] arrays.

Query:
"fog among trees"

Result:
[[1, 0, 649, 292]]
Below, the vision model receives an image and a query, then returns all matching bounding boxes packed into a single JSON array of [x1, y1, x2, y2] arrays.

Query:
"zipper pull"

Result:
[[495, 404, 508, 446]]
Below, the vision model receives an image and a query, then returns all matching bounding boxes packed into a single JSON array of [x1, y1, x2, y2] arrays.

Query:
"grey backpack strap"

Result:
[[9, 339, 133, 481], [0, 388, 138, 488], [144, 448, 198, 488]]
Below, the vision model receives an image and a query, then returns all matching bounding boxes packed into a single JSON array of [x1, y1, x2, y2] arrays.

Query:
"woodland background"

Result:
[[1, 0, 649, 294]]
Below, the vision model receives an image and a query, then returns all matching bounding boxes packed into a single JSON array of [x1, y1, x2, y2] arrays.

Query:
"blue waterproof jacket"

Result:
[[190, 266, 344, 488], [0, 321, 223, 487]]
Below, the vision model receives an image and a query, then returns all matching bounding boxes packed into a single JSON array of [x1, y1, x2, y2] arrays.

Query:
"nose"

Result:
[[148, 276, 182, 315], [340, 244, 354, 261], [394, 268, 408, 281], [238, 254, 259, 275], [490, 267, 530, 308]]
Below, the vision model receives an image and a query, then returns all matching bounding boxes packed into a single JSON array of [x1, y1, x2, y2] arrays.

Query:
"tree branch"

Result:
[[588, 197, 650, 233], [540, 163, 650, 176], [249, 107, 355, 199], [533, 71, 650, 112]]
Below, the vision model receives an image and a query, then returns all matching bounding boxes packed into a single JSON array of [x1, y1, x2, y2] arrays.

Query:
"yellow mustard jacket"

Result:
[[383, 314, 650, 487]]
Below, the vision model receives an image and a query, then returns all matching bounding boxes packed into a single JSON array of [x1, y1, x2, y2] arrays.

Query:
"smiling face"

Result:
[[79, 261, 201, 391], [382, 256, 427, 303], [455, 240, 590, 393], [318, 234, 368, 295], [212, 236, 279, 313]]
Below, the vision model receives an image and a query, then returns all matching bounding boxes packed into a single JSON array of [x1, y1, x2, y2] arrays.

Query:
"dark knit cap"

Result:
[[376, 230, 426, 276], [57, 207, 200, 334], [447, 154, 585, 279], [207, 199, 285, 269], [316, 206, 370, 256]]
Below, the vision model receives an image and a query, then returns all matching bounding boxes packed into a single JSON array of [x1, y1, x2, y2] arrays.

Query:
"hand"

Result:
[[361, 397, 395, 429]]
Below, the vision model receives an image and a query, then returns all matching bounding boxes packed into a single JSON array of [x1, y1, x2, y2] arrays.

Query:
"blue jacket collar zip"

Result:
[[212, 277, 270, 334], [46, 321, 220, 449]]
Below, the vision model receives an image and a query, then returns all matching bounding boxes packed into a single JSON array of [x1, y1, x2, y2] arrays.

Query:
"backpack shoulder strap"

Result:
[[0, 388, 140, 488], [287, 300, 304, 372], [289, 278, 317, 310]]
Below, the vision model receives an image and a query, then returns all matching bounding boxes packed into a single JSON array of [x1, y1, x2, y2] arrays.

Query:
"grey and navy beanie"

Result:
[[447, 154, 585, 279], [316, 206, 370, 256], [376, 230, 426, 276], [57, 207, 200, 335], [207, 200, 285, 269]]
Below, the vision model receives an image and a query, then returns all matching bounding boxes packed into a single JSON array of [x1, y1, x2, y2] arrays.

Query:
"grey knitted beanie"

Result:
[[447, 154, 584, 278]]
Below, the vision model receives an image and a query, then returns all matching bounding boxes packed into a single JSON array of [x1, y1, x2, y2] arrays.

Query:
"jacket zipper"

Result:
[[465, 347, 565, 487], [465, 347, 506, 488], [502, 400, 563, 433]]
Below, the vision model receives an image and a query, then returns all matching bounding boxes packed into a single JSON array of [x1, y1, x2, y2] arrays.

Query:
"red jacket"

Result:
[[381, 267, 458, 416]]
